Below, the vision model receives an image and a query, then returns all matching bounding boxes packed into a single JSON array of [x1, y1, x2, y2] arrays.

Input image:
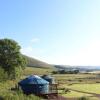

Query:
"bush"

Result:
[[63, 88, 70, 94], [52, 71, 58, 74], [78, 96, 89, 100]]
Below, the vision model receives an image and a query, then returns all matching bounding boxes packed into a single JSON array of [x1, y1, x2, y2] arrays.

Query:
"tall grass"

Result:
[[0, 91, 41, 100], [0, 80, 41, 100], [78, 96, 90, 100]]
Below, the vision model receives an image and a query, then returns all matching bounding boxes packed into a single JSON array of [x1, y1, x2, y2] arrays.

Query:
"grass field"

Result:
[[23, 67, 53, 76], [63, 91, 92, 97], [22, 67, 100, 99], [63, 83, 100, 94], [52, 73, 100, 100], [0, 67, 50, 100], [53, 73, 100, 84], [59, 87, 99, 100], [1, 67, 100, 100], [0, 80, 41, 100], [58, 83, 100, 100]]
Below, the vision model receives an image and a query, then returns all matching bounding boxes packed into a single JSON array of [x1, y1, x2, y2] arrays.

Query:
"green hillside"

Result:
[[24, 55, 54, 68]]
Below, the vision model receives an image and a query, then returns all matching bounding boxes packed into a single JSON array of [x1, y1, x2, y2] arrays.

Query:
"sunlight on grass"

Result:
[[62, 91, 92, 97], [64, 83, 100, 94], [23, 67, 53, 76], [61, 90, 99, 100]]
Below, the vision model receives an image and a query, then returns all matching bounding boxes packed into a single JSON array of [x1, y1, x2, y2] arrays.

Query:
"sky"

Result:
[[0, 0, 100, 66]]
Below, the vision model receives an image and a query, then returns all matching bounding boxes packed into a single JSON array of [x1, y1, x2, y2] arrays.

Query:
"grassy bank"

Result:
[[0, 80, 41, 100]]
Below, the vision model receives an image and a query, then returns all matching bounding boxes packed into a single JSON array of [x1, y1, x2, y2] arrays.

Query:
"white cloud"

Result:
[[43, 39, 100, 66], [21, 38, 100, 66], [21, 46, 46, 60], [30, 38, 40, 43], [61, 39, 100, 66], [21, 46, 34, 57]]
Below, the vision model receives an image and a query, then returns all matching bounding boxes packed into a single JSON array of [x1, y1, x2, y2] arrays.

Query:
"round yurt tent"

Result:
[[41, 75, 55, 84], [41, 75, 58, 95], [18, 75, 49, 95]]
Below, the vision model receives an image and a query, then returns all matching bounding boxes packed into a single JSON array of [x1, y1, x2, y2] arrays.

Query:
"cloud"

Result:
[[65, 39, 100, 66], [20, 38, 41, 58], [20, 46, 45, 59], [21, 46, 33, 57], [30, 38, 40, 43]]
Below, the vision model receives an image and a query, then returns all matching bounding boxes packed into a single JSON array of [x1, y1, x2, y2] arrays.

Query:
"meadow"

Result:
[[0, 79, 41, 100], [23, 67, 53, 76], [23, 67, 100, 99], [22, 67, 100, 100], [59, 83, 100, 100], [1, 67, 100, 100], [0, 67, 50, 100], [53, 73, 100, 100]]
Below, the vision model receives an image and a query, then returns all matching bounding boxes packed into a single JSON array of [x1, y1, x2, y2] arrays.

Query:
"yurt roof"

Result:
[[42, 75, 53, 79], [19, 75, 49, 85]]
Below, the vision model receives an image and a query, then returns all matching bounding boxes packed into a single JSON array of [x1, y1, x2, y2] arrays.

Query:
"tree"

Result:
[[0, 67, 7, 81], [0, 38, 27, 79], [73, 69, 79, 74]]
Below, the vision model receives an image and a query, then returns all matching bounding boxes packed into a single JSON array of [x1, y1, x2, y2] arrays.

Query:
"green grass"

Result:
[[23, 67, 53, 76], [89, 97, 99, 100], [0, 67, 54, 100], [1, 67, 100, 100], [59, 89, 99, 100], [0, 80, 41, 100], [53, 74, 97, 80], [53, 74, 100, 84], [62, 91, 92, 97], [56, 74, 100, 100], [64, 83, 100, 94]]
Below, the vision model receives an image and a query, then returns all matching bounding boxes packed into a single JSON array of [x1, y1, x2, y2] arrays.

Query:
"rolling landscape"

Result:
[[1, 49, 100, 100], [22, 57, 100, 100], [2, 53, 100, 100], [1, 0, 100, 100], [1, 47, 100, 100]]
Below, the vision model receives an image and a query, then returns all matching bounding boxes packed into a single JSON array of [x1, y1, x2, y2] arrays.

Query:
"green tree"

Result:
[[0, 67, 7, 81], [0, 38, 27, 79]]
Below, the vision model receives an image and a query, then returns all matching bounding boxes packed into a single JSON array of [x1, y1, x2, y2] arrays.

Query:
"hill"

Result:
[[54, 65, 100, 72], [24, 55, 54, 68]]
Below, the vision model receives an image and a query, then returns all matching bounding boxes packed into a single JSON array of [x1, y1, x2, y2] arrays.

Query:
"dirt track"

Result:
[[47, 95, 77, 100], [69, 88, 100, 99], [48, 88, 100, 100]]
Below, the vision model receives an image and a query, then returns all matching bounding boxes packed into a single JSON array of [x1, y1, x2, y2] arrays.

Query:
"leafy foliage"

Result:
[[0, 38, 27, 79], [52, 69, 79, 74], [0, 67, 7, 82]]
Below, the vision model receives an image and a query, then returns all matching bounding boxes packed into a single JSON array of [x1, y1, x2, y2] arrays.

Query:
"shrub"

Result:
[[78, 96, 89, 100]]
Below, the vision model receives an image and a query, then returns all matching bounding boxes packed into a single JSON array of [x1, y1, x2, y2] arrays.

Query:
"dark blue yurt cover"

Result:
[[18, 75, 49, 94], [19, 75, 49, 85]]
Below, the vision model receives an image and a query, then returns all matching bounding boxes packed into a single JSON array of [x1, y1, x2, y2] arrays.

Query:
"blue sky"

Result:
[[0, 0, 100, 66]]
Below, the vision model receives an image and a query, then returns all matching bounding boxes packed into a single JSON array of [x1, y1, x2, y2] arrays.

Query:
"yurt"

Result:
[[41, 75, 58, 95], [18, 75, 49, 95], [41, 75, 55, 84]]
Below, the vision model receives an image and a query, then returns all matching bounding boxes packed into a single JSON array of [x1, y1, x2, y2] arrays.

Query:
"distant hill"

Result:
[[23, 55, 54, 68], [54, 65, 100, 72]]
